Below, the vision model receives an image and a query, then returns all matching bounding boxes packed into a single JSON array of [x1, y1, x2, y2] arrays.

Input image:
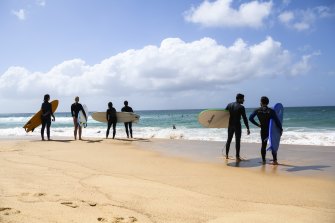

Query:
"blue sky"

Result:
[[0, 0, 334, 113]]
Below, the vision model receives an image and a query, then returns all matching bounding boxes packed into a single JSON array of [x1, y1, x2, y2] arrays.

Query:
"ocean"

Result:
[[0, 106, 334, 146]]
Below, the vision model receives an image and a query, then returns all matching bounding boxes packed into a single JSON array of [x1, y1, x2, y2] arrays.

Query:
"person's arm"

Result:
[[241, 107, 250, 134], [249, 110, 260, 127], [71, 104, 75, 117], [106, 109, 109, 122], [50, 104, 55, 121]]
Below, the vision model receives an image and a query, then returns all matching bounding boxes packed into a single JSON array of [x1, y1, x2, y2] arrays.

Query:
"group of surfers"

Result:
[[40, 95, 133, 141], [40, 93, 283, 165]]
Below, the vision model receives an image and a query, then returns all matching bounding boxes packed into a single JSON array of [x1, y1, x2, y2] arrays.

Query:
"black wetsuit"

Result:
[[225, 102, 250, 158], [41, 101, 52, 140], [249, 106, 283, 162], [71, 103, 85, 119], [106, 107, 117, 139], [121, 105, 133, 138]]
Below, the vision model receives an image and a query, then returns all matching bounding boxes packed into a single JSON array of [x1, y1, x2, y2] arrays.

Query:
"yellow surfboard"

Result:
[[23, 100, 59, 133]]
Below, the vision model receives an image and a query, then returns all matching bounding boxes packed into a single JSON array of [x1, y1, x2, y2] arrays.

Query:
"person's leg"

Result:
[[129, 122, 133, 138], [41, 120, 46, 140], [235, 127, 242, 159], [46, 119, 51, 140], [261, 130, 268, 163], [225, 127, 235, 158], [79, 126, 82, 140], [112, 122, 116, 139], [73, 118, 78, 140], [272, 150, 278, 164], [106, 122, 112, 138], [124, 123, 129, 138]]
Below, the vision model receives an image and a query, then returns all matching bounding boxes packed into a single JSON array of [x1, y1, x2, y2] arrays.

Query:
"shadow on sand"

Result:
[[113, 138, 151, 142], [227, 158, 331, 173]]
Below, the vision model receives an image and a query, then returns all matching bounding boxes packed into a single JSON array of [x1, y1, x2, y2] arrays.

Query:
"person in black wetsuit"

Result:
[[249, 96, 283, 165], [225, 93, 250, 161], [121, 100, 133, 138], [71, 96, 87, 140], [106, 102, 117, 139], [41, 94, 55, 141]]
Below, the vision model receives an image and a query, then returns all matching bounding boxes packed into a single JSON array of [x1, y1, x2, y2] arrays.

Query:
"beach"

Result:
[[0, 137, 334, 223]]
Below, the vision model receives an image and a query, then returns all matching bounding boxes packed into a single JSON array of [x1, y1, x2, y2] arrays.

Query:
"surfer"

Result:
[[225, 93, 250, 161], [106, 102, 117, 139], [249, 96, 283, 165], [121, 100, 134, 138], [71, 96, 87, 140], [41, 94, 55, 141]]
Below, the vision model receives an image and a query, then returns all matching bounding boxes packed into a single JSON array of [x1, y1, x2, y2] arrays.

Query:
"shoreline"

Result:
[[0, 137, 334, 222]]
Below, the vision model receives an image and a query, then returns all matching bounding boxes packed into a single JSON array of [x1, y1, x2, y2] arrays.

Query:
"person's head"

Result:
[[75, 96, 79, 103], [260, 96, 269, 106], [236, 93, 245, 104], [124, 100, 128, 106], [108, 102, 113, 109], [43, 94, 50, 102]]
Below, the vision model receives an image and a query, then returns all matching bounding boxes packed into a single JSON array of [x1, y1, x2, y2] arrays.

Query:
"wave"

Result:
[[1, 126, 334, 146]]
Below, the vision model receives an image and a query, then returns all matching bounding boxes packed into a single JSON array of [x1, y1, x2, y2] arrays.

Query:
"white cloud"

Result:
[[278, 5, 334, 31], [290, 51, 321, 76], [184, 0, 272, 28], [0, 37, 314, 100], [278, 11, 294, 24], [12, 9, 26, 21]]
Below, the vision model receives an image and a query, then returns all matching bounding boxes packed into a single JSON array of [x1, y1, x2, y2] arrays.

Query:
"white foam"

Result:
[[0, 126, 334, 146]]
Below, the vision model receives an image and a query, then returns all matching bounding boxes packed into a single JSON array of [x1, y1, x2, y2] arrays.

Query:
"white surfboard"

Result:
[[78, 104, 88, 127], [92, 112, 140, 123], [198, 109, 230, 128]]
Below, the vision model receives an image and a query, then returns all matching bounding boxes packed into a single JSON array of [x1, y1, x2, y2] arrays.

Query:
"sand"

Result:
[[0, 137, 334, 223]]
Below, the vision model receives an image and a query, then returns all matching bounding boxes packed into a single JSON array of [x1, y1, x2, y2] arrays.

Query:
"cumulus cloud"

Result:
[[278, 5, 334, 31], [184, 0, 272, 28], [0, 37, 315, 99], [12, 9, 26, 20]]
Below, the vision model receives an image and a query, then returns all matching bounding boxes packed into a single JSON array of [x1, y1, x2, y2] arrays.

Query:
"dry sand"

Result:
[[0, 138, 334, 223]]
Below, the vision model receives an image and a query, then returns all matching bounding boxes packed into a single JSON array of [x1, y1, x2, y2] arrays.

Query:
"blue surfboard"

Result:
[[267, 103, 284, 152]]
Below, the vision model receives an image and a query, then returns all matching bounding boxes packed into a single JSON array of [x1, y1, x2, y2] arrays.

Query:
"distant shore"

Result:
[[0, 137, 334, 222]]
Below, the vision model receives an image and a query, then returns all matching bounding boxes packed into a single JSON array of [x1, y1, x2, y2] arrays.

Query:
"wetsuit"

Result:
[[41, 101, 52, 140], [71, 103, 86, 125], [121, 105, 133, 138], [225, 102, 250, 158], [106, 107, 117, 139], [249, 106, 283, 162]]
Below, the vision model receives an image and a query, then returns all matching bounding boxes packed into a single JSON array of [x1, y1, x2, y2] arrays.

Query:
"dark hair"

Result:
[[43, 94, 50, 102], [108, 102, 113, 108], [261, 96, 269, 105], [236, 93, 244, 100], [124, 100, 128, 106]]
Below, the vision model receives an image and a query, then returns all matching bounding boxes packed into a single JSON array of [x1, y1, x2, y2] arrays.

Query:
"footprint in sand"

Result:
[[0, 207, 21, 216], [97, 216, 138, 223], [60, 202, 79, 208]]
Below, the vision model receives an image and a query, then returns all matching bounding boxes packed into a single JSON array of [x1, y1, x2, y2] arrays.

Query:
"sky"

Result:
[[0, 0, 335, 113]]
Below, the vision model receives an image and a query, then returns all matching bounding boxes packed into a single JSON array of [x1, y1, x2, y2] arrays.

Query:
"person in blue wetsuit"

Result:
[[225, 93, 250, 161], [249, 96, 283, 165], [41, 94, 55, 141], [106, 102, 117, 139], [71, 96, 87, 140], [121, 100, 133, 138]]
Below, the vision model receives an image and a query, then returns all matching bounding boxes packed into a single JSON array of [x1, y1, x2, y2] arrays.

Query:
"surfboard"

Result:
[[91, 112, 140, 123], [267, 103, 284, 152], [78, 104, 88, 128], [198, 109, 230, 128], [23, 100, 59, 133]]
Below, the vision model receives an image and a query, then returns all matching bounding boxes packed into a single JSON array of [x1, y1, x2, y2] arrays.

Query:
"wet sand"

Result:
[[0, 137, 334, 223]]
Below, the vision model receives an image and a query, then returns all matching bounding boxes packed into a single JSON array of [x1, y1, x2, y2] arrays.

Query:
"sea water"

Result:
[[0, 106, 334, 146]]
